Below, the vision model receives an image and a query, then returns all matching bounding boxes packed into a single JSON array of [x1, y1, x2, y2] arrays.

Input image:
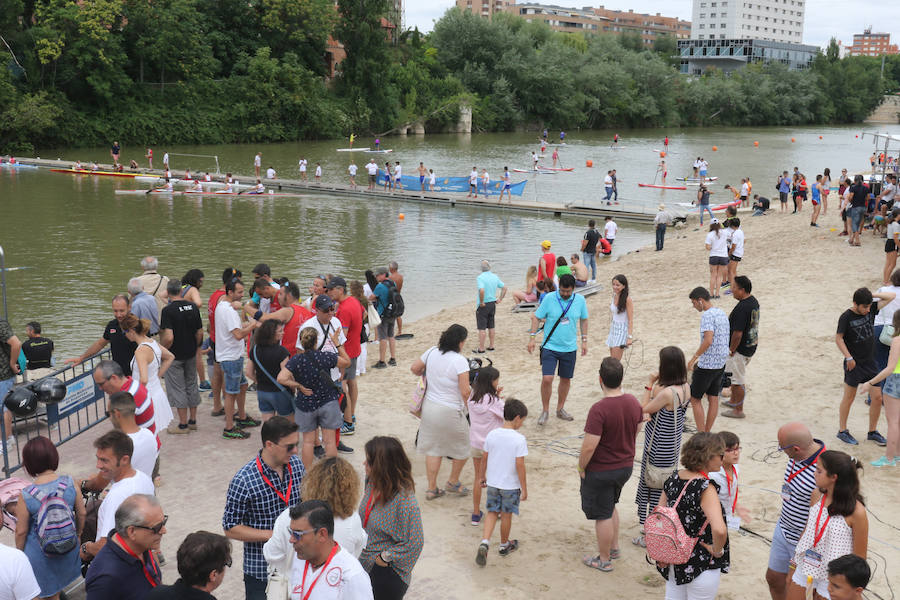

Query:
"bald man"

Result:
[[766, 422, 826, 600]]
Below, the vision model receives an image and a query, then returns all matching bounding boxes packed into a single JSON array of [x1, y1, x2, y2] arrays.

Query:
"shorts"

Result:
[[812, 197, 820, 206], [486, 487, 521, 515], [730, 255, 742, 262], [768, 523, 797, 573], [163, 358, 200, 408], [256, 389, 294, 416], [882, 372, 900, 398], [419, 175, 425, 184], [843, 358, 878, 387], [606, 238, 615, 246], [471, 446, 484, 459], [740, 195, 747, 202], [294, 400, 343, 432], [368, 174, 376, 183], [208, 339, 217, 366], [540, 348, 577, 379], [476, 302, 497, 330], [791, 567, 828, 598], [220, 359, 247, 395], [724, 353, 751, 386], [580, 467, 632, 520], [709, 256, 729, 266], [343, 357, 358, 381], [700, 170, 708, 176], [377, 317, 396, 339], [850, 206, 866, 231], [690, 366, 725, 398], [886, 239, 897, 253]]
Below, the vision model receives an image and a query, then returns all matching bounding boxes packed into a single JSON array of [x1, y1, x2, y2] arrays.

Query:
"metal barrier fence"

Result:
[[1, 351, 112, 476]]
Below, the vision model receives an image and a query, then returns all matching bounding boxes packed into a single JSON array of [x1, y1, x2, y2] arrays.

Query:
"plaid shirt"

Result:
[[223, 452, 304, 580]]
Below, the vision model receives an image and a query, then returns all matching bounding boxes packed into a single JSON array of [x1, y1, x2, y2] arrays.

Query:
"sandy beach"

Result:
[[3, 203, 899, 599]]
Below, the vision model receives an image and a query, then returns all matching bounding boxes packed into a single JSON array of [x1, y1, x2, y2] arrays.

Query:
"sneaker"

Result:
[[373, 361, 387, 369], [556, 408, 574, 421], [871, 456, 896, 467], [867, 430, 888, 446], [337, 441, 354, 454], [476, 543, 488, 567], [248, 383, 257, 392], [167, 423, 190, 434], [223, 428, 250, 440], [313, 445, 326, 459], [471, 511, 484, 526], [499, 540, 519, 556], [836, 429, 859, 445], [537, 411, 549, 426], [388, 358, 397, 366], [352, 415, 357, 424], [235, 416, 261, 428], [198, 380, 212, 391], [340, 421, 355, 436]]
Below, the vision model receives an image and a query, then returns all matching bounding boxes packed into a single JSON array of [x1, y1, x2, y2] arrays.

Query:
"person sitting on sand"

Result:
[[555, 256, 572, 278], [570, 255, 589, 287], [512, 266, 539, 306]]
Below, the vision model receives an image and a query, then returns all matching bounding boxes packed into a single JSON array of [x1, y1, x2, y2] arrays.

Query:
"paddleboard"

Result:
[[512, 169, 557, 174], [364, 149, 393, 154], [536, 166, 574, 172], [677, 200, 740, 212], [609, 145, 627, 149], [0, 163, 38, 169], [675, 176, 718, 182], [336, 147, 370, 152], [638, 183, 687, 190]]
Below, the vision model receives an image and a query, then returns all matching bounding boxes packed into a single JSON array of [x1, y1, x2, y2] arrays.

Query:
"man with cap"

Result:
[[327, 277, 363, 436], [653, 204, 670, 251], [369, 268, 397, 370], [538, 241, 555, 284], [299, 294, 353, 455]]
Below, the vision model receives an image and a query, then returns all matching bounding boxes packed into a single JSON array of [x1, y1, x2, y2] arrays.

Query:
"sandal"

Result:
[[582, 555, 614, 572], [609, 548, 621, 560], [445, 481, 470, 496], [631, 535, 646, 548], [425, 488, 446, 500]]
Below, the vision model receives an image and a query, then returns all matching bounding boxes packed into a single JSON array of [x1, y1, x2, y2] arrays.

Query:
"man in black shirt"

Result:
[[22, 322, 54, 371], [835, 287, 894, 446], [160, 280, 203, 434], [722, 277, 759, 420], [580, 219, 601, 282], [848, 175, 870, 247], [751, 195, 770, 216], [65, 294, 137, 375]]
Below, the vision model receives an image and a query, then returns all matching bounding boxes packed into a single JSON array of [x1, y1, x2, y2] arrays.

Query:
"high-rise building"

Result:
[[455, 0, 513, 19], [690, 0, 804, 43], [849, 29, 898, 57]]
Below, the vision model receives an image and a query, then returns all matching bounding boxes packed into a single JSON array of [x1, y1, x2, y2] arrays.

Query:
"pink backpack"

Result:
[[645, 477, 708, 565], [0, 477, 29, 532]]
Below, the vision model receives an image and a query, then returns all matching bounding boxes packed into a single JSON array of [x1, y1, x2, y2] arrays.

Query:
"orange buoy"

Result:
[[398, 213, 405, 220], [586, 160, 593, 168], [753, 141, 759, 147], [712, 146, 718, 151], [791, 137, 796, 142], [659, 151, 666, 158], [819, 135, 823, 139]]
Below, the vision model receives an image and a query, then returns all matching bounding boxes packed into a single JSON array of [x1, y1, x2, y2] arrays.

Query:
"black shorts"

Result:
[[886, 239, 897, 253], [844, 359, 878, 387], [730, 255, 742, 262], [580, 467, 632, 520], [475, 301, 496, 330], [690, 366, 725, 398], [740, 195, 747, 202], [709, 256, 729, 266]]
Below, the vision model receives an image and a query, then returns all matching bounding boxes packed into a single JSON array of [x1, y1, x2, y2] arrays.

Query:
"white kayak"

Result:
[[675, 176, 718, 182], [336, 147, 370, 152], [364, 149, 393, 154]]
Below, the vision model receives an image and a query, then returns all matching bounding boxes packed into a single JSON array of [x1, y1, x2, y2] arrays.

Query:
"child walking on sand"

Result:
[[476, 398, 528, 566], [709, 431, 751, 530], [468, 366, 504, 526]]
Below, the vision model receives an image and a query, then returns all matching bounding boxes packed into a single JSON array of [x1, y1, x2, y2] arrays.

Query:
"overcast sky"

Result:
[[405, 0, 899, 50]]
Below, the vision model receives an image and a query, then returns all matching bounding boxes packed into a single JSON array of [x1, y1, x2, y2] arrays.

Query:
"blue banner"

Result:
[[377, 170, 527, 196], [46, 371, 104, 423]]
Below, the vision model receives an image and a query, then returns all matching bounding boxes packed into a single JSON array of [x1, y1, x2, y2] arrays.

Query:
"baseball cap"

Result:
[[658, 204, 665, 210], [541, 240, 552, 249], [314, 295, 335, 311], [326, 277, 347, 290]]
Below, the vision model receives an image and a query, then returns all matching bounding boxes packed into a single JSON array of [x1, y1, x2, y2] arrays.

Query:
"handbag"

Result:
[[265, 566, 289, 600], [410, 348, 435, 418], [252, 347, 294, 405], [879, 324, 895, 346], [367, 303, 382, 328], [643, 387, 684, 490]]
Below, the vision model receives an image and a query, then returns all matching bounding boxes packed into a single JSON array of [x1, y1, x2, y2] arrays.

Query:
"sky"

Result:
[[405, 0, 900, 50]]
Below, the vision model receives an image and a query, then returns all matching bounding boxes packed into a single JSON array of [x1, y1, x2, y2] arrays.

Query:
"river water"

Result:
[[1, 124, 896, 356]]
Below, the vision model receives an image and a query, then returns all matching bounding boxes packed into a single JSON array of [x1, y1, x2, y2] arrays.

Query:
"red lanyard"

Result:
[[698, 471, 710, 479], [256, 456, 292, 506], [114, 533, 160, 588], [300, 543, 340, 600], [363, 493, 378, 528], [786, 445, 825, 484], [812, 493, 831, 548], [725, 465, 739, 513]]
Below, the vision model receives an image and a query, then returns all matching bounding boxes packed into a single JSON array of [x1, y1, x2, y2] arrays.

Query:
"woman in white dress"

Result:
[[122, 313, 175, 431], [607, 274, 634, 360]]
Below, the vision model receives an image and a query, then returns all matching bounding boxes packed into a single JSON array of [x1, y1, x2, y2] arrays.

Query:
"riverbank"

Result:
[[3, 202, 898, 598]]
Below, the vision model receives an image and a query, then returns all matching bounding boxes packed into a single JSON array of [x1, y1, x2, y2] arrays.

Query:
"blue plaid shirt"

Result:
[[223, 452, 304, 580]]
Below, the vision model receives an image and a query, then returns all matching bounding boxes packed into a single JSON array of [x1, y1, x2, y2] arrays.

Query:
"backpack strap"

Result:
[[670, 476, 710, 537]]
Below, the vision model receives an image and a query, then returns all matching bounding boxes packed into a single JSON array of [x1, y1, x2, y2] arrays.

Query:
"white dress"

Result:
[[131, 340, 173, 430]]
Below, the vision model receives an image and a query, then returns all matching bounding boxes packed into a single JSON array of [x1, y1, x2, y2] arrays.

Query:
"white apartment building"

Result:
[[690, 0, 804, 43]]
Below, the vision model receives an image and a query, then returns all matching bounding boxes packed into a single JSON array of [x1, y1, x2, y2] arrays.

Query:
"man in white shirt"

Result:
[[727, 218, 745, 291], [108, 391, 159, 480], [365, 160, 378, 190], [80, 430, 155, 561], [348, 162, 358, 190], [299, 158, 308, 181], [604, 216, 618, 246], [288, 500, 373, 600], [0, 543, 40, 600], [393, 162, 402, 190], [740, 178, 750, 207], [468, 167, 478, 198], [266, 166, 277, 179], [215, 279, 259, 439], [254, 152, 262, 177], [604, 171, 614, 204]]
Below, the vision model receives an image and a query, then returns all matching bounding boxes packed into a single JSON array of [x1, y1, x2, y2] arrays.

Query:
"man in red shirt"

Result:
[[208, 268, 241, 416], [328, 277, 363, 435], [260, 282, 312, 357]]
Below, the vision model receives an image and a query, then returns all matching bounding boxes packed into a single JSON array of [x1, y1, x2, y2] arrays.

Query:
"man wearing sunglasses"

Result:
[[146, 531, 232, 600], [288, 500, 373, 599], [85, 493, 166, 599], [223, 417, 304, 600]]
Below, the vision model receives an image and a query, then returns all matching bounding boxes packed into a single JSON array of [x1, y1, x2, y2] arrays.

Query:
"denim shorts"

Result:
[[257, 390, 295, 416], [883, 373, 900, 398], [486, 486, 521, 515], [294, 400, 343, 433], [850, 206, 866, 231], [767, 522, 797, 573], [220, 359, 246, 395], [541, 348, 577, 379]]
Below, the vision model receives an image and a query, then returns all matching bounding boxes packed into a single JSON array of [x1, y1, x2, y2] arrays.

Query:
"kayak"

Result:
[[675, 176, 718, 182], [512, 169, 557, 174], [0, 163, 38, 169], [336, 148, 369, 152], [51, 168, 154, 178], [536, 166, 574, 172], [115, 189, 304, 197], [364, 149, 393, 154], [638, 183, 687, 190]]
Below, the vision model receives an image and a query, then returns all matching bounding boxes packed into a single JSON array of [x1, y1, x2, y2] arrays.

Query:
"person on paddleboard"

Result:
[[110, 141, 120, 166], [145, 148, 153, 169], [560, 131, 566, 142], [664, 135, 669, 149], [614, 133, 619, 145], [541, 139, 547, 154], [659, 160, 667, 182], [374, 138, 380, 150], [542, 128, 548, 139], [349, 133, 356, 149]]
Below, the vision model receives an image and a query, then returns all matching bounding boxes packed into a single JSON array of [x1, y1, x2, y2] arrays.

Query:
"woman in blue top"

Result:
[[279, 326, 349, 471], [14, 436, 85, 600]]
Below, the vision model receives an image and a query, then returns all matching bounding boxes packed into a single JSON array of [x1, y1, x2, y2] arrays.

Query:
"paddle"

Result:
[[146, 185, 166, 195]]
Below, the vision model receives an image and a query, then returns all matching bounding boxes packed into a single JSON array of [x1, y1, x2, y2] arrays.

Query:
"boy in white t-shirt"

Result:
[[476, 398, 528, 567], [708, 431, 750, 530], [604, 216, 618, 246], [315, 162, 322, 184], [348, 162, 358, 189], [727, 218, 745, 292]]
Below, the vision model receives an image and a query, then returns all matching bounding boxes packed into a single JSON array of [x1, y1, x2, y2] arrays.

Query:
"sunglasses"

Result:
[[290, 528, 317, 541], [278, 442, 298, 452], [133, 515, 168, 535]]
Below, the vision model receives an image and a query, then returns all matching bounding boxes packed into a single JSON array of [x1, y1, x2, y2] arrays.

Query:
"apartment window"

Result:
[[721, 23, 726, 28], [710, 13, 716, 17], [699, 23, 705, 28], [699, 34, 705, 39], [711, 1, 717, 5], [721, 1, 727, 5], [700, 2, 706, 6], [699, 13, 706, 18], [721, 12, 727, 17]]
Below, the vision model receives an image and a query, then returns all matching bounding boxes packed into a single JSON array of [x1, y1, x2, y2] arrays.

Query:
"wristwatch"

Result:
[[379, 550, 393, 564]]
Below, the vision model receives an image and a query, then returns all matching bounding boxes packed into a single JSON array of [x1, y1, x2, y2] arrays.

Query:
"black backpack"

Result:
[[381, 280, 405, 319]]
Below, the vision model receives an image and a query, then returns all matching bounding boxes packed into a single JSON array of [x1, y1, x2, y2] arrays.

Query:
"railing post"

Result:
[[0, 245, 7, 321]]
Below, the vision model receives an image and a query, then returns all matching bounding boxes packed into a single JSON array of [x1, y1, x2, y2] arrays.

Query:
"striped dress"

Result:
[[635, 385, 689, 525]]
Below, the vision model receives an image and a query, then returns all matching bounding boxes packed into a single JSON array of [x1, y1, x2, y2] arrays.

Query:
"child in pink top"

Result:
[[468, 366, 504, 526]]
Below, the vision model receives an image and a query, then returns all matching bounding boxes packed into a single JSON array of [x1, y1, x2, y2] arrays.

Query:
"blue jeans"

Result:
[[655, 224, 666, 250], [582, 252, 597, 280], [699, 204, 713, 224], [244, 573, 267, 600], [220, 359, 245, 395], [605, 186, 613, 201]]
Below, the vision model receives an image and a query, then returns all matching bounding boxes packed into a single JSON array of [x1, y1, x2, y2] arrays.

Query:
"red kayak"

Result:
[[638, 183, 687, 190]]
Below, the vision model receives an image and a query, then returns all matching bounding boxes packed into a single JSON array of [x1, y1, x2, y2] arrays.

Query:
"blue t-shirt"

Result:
[[779, 176, 791, 194], [812, 184, 821, 201], [534, 291, 588, 352], [698, 307, 730, 369], [476, 271, 505, 305], [374, 281, 390, 316]]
